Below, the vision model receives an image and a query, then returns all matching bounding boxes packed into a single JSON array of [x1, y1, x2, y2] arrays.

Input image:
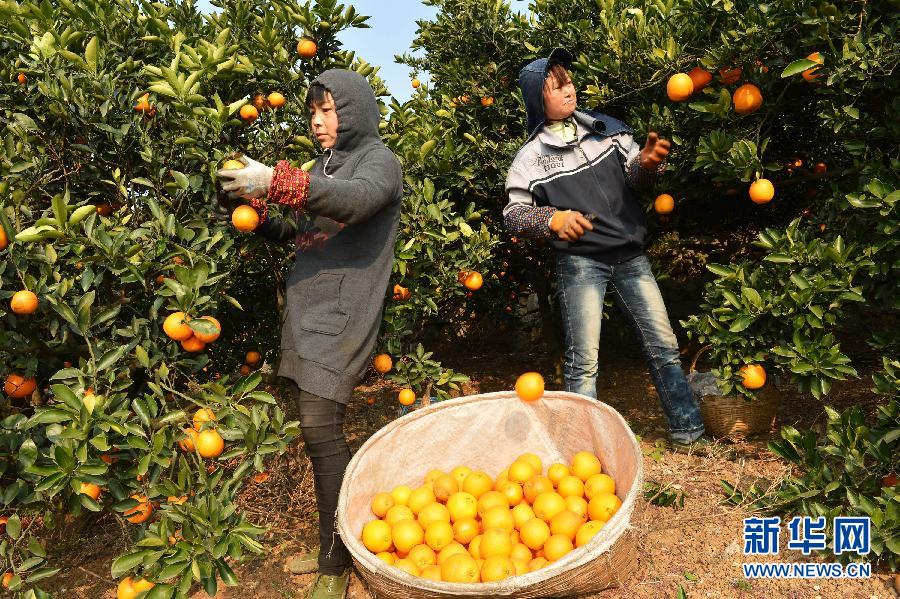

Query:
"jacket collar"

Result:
[[531, 109, 632, 148]]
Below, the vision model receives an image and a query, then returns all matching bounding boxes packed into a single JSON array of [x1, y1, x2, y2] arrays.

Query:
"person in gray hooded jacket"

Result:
[[216, 69, 402, 598]]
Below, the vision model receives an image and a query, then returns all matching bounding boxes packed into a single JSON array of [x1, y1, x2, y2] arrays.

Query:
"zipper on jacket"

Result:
[[574, 138, 613, 220]]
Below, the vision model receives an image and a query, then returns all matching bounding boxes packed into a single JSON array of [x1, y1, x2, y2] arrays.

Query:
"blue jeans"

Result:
[[555, 252, 705, 443]]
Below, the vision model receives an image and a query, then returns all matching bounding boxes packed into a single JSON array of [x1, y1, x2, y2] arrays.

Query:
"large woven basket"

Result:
[[691, 347, 780, 439], [337, 390, 644, 598]]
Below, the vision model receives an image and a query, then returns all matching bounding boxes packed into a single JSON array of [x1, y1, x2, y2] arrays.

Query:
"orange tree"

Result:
[[0, 0, 462, 595], [399, 0, 898, 564]]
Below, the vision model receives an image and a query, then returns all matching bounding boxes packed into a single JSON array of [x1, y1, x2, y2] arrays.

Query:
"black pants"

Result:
[[291, 383, 352, 575]]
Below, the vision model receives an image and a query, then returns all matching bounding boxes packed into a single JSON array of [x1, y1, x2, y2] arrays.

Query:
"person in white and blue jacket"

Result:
[[504, 48, 708, 448]]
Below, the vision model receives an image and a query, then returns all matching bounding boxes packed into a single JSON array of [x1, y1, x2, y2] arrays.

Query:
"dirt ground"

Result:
[[39, 315, 899, 599]]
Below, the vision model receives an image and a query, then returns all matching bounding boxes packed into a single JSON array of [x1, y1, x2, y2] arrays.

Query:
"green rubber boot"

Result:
[[306, 569, 350, 599], [286, 546, 319, 575]]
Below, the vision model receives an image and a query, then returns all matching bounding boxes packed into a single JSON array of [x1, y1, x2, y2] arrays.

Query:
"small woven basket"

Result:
[[337, 390, 644, 598], [690, 346, 780, 439]]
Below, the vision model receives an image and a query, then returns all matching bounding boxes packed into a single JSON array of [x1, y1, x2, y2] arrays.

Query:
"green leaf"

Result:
[[728, 316, 754, 332], [85, 36, 98, 72], [781, 58, 818, 78], [69, 204, 96, 226], [96, 346, 127, 372], [111, 550, 154, 578]]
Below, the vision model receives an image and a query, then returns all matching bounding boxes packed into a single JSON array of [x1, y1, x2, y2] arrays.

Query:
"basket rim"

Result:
[[336, 390, 645, 595]]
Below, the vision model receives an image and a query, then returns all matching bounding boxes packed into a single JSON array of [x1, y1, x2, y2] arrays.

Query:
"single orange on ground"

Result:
[[373, 353, 393, 374], [802, 52, 823, 82], [193, 316, 221, 343], [11, 290, 38, 315], [654, 193, 674, 214], [79, 482, 102, 500], [463, 271, 483, 291], [666, 73, 694, 101], [749, 178, 775, 204], [124, 495, 153, 524], [687, 66, 712, 92], [232, 205, 260, 232], [4, 374, 37, 399], [239, 104, 259, 122], [398, 388, 416, 406], [267, 91, 286, 108], [297, 38, 318, 58], [733, 83, 763, 115], [180, 336, 206, 353], [739, 364, 767, 389], [163, 312, 193, 341], [515, 371, 545, 401], [196, 429, 224, 458], [192, 408, 216, 431]]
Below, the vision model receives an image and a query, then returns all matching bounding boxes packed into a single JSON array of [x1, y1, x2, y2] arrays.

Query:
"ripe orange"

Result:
[[440, 552, 479, 583], [95, 203, 114, 216], [194, 316, 221, 343], [2, 572, 13, 589], [192, 408, 216, 431], [245, 351, 261, 365], [424, 469, 445, 485], [432, 474, 459, 502], [550, 510, 586, 540], [666, 73, 694, 101], [446, 492, 478, 521], [4, 374, 37, 399], [0, 225, 7, 250], [813, 162, 827, 174], [517, 453, 542, 473], [528, 556, 548, 572], [654, 193, 674, 214], [221, 159, 245, 171], [437, 541, 468, 565], [480, 527, 513, 558], [252, 94, 268, 111], [407, 485, 436, 514], [232, 205, 260, 232], [239, 365, 251, 376], [10, 290, 38, 315], [124, 495, 152, 524], [411, 78, 421, 89], [510, 542, 533, 563], [408, 543, 437, 570], [575, 520, 605, 548], [375, 551, 395, 565], [687, 66, 712, 92], [508, 460, 536, 484], [571, 451, 603, 481], [749, 179, 775, 204], [398, 388, 416, 406], [733, 83, 763, 115], [556, 475, 585, 499], [587, 492, 622, 522], [373, 353, 393, 374], [392, 519, 425, 554], [16, 72, 26, 85], [480, 96, 495, 107], [515, 372, 544, 401], [390, 485, 413, 507], [424, 520, 454, 551], [297, 38, 318, 59], [520, 518, 551, 550], [196, 429, 224, 458], [180, 336, 206, 353], [463, 271, 483, 291], [547, 463, 570, 485], [178, 428, 198, 452], [719, 66, 742, 85], [480, 556, 514, 582], [533, 491, 567, 522], [163, 312, 193, 341], [452, 518, 479, 545], [451, 466, 472, 488], [385, 504, 415, 527], [267, 91, 286, 108], [133, 93, 152, 113], [498, 481, 524, 506], [462, 471, 493, 498], [117, 577, 155, 599], [565, 495, 589, 520], [371, 492, 395, 518], [543, 534, 574, 561], [802, 52, 823, 82], [584, 473, 616, 499], [362, 519, 393, 553], [421, 564, 442, 581], [740, 364, 767, 389], [240, 104, 259, 122], [511, 503, 536, 530], [418, 502, 451, 530], [482, 505, 515, 532], [523, 475, 554, 504], [79, 482, 102, 500]]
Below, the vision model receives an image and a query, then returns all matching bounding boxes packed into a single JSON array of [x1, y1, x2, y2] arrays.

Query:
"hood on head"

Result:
[[309, 69, 381, 153], [518, 48, 574, 139]]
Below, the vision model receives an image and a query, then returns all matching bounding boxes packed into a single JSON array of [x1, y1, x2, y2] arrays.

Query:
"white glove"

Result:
[[216, 155, 274, 200]]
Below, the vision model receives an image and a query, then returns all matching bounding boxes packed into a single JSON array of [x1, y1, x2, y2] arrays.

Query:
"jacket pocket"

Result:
[[298, 272, 350, 336]]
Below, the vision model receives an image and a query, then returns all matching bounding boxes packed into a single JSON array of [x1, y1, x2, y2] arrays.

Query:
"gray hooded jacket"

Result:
[[254, 69, 403, 402]]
